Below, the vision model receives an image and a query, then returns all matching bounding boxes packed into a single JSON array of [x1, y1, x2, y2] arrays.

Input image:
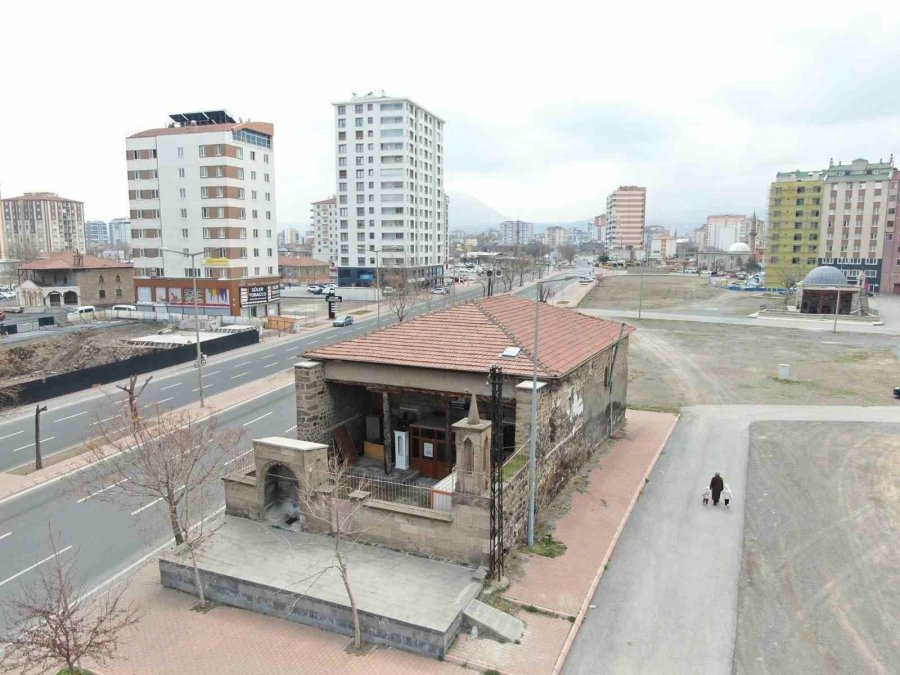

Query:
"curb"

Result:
[[549, 412, 680, 675]]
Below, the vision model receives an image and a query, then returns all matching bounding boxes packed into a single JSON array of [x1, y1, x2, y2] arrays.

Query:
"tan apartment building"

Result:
[[544, 225, 570, 250], [126, 110, 280, 317], [1, 192, 86, 257], [311, 197, 337, 263], [606, 186, 646, 256]]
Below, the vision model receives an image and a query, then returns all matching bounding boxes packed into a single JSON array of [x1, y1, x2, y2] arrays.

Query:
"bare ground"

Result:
[[627, 320, 900, 408], [0, 322, 167, 386], [581, 274, 777, 316]]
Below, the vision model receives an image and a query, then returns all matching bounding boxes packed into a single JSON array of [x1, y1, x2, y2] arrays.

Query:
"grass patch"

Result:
[[502, 452, 528, 481], [627, 403, 681, 414], [349, 309, 372, 316], [835, 351, 870, 363], [529, 533, 567, 558], [485, 592, 517, 615], [556, 300, 570, 305], [770, 376, 809, 385]]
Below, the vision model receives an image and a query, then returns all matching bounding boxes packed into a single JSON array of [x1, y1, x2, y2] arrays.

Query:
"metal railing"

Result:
[[342, 474, 437, 510]]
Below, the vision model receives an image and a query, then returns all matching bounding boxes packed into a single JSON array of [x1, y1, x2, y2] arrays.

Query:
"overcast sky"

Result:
[[1, 1, 898, 231]]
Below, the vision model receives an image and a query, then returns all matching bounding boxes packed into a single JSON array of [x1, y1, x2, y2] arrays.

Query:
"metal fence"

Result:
[[341, 474, 440, 510]]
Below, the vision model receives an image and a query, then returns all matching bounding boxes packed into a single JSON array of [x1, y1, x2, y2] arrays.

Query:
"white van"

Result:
[[112, 304, 137, 312], [75, 306, 96, 314]]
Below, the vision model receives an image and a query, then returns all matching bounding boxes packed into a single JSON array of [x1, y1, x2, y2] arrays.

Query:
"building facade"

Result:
[[590, 214, 606, 243], [881, 172, 900, 294], [767, 170, 825, 288], [311, 197, 337, 263], [605, 186, 646, 254], [544, 226, 570, 250], [126, 111, 280, 317], [650, 233, 677, 260], [16, 251, 134, 308], [700, 214, 747, 251], [333, 95, 447, 287], [1, 192, 85, 256], [498, 220, 534, 248], [85, 220, 109, 250], [818, 158, 894, 292], [108, 217, 132, 249]]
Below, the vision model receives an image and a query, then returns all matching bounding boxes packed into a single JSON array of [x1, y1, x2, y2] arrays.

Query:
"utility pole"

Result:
[[375, 248, 382, 330], [527, 281, 541, 548], [34, 404, 48, 470], [833, 287, 841, 333], [638, 258, 645, 319]]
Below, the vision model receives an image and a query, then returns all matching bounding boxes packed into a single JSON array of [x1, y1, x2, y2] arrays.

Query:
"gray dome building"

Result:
[[801, 265, 848, 287], [796, 266, 860, 315]]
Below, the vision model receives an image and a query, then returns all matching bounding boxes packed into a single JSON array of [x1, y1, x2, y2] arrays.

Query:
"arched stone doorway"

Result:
[[264, 464, 300, 527], [63, 290, 78, 305], [47, 291, 62, 307]]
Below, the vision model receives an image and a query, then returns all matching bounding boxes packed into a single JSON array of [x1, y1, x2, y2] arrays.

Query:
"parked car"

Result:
[[578, 276, 593, 284], [111, 304, 137, 312], [0, 291, 16, 300], [74, 305, 96, 315], [431, 287, 448, 295], [894, 386, 900, 399], [381, 286, 396, 295], [323, 284, 337, 294], [5, 306, 24, 314], [307, 284, 323, 294], [333, 315, 354, 327]]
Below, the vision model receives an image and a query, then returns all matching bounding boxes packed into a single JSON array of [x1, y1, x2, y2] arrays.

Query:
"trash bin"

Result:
[[777, 364, 790, 380]]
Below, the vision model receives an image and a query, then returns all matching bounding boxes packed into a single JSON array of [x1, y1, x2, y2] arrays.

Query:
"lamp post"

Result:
[[637, 257, 645, 320], [527, 274, 578, 547], [833, 286, 842, 333], [374, 248, 383, 330], [163, 248, 206, 407]]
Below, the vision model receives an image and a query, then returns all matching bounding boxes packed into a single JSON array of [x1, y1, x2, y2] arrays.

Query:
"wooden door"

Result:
[[409, 424, 450, 479]]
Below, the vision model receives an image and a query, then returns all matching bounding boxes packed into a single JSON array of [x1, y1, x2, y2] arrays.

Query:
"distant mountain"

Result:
[[448, 192, 508, 231]]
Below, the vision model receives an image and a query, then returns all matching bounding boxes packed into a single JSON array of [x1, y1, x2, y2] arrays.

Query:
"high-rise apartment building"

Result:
[[126, 110, 280, 317], [544, 225, 570, 249], [606, 186, 646, 255], [108, 217, 132, 248], [1, 192, 86, 256], [85, 220, 110, 250], [589, 214, 606, 243], [333, 94, 447, 287], [311, 197, 337, 263], [498, 220, 534, 248], [881, 172, 900, 294], [767, 170, 825, 288]]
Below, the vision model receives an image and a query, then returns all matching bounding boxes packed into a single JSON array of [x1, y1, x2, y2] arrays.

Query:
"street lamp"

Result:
[[162, 248, 206, 407], [374, 248, 383, 330], [527, 274, 578, 547]]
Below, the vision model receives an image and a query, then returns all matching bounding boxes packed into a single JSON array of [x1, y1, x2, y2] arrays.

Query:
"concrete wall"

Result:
[[159, 559, 458, 658], [224, 473, 258, 520]]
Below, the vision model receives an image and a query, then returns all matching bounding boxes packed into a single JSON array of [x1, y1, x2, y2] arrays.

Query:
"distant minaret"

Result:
[[749, 210, 758, 252]]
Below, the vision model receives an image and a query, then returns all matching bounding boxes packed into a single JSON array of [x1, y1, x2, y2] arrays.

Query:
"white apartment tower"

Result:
[[606, 186, 647, 255], [311, 197, 337, 263], [333, 94, 447, 287], [126, 111, 280, 317], [498, 220, 534, 248], [1, 192, 86, 255]]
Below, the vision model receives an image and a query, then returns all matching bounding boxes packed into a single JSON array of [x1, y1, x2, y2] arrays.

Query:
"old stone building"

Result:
[[16, 251, 135, 308]]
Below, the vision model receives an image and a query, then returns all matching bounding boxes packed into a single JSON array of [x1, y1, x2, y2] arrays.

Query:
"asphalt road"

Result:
[[0, 276, 575, 630], [563, 405, 900, 675], [0, 284, 502, 472]]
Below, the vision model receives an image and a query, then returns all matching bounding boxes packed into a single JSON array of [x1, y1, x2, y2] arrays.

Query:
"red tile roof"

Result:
[[305, 294, 634, 378], [19, 252, 132, 270], [278, 256, 330, 268]]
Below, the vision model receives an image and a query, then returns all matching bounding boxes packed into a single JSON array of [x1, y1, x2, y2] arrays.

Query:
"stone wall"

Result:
[[303, 493, 491, 567], [223, 472, 258, 520], [76, 267, 135, 307], [295, 361, 372, 448], [504, 337, 630, 546]]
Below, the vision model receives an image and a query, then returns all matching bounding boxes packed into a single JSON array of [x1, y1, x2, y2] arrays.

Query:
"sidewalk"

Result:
[[89, 409, 676, 675], [447, 409, 678, 675]]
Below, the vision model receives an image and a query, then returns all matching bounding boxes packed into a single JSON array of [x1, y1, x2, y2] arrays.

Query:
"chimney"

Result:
[[73, 251, 84, 267]]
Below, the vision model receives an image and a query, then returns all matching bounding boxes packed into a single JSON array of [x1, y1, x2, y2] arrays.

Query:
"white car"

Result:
[[0, 291, 16, 300], [431, 287, 448, 295], [323, 284, 337, 294]]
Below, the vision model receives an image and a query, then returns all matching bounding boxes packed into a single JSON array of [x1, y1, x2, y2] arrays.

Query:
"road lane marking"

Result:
[[263, 362, 278, 368], [202, 370, 221, 377], [0, 545, 74, 588], [308, 339, 321, 345], [0, 430, 24, 441], [159, 382, 182, 391], [93, 415, 119, 425], [283, 425, 297, 434], [242, 411, 273, 427], [152, 397, 173, 406], [231, 372, 248, 379], [284, 347, 300, 353], [131, 485, 183, 516], [192, 383, 215, 392], [233, 361, 252, 368], [224, 449, 253, 466], [0, 532, 10, 542], [77, 478, 130, 504], [54, 411, 88, 423], [12, 437, 55, 452], [261, 354, 276, 360]]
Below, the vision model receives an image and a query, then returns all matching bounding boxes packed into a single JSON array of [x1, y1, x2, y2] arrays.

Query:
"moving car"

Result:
[[894, 385, 900, 399], [431, 287, 448, 294], [578, 276, 593, 284], [333, 315, 354, 327], [323, 284, 337, 294], [307, 284, 323, 294], [112, 304, 137, 312]]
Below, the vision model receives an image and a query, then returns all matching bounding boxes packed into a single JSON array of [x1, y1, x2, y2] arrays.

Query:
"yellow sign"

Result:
[[203, 257, 230, 266]]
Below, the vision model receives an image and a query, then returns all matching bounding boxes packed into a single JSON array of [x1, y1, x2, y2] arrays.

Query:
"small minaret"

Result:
[[452, 392, 492, 495]]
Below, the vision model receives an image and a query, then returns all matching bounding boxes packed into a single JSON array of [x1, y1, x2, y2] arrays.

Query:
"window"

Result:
[[99, 289, 106, 299], [179, 208, 187, 218], [253, 248, 259, 256], [267, 248, 272, 256], [266, 230, 272, 238], [264, 154, 269, 164], [267, 266, 273, 275], [338, 144, 346, 154], [264, 173, 270, 183], [337, 105, 346, 115], [181, 228, 189, 238], [116, 288, 123, 297], [266, 211, 271, 220], [250, 170, 257, 180], [178, 167, 185, 178]]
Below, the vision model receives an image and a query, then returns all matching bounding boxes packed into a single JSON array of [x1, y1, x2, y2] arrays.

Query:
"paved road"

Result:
[[579, 307, 899, 334], [0, 284, 500, 471], [0, 277, 575, 630], [563, 404, 900, 675]]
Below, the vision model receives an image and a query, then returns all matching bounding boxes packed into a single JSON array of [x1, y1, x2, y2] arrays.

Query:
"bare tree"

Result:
[[559, 244, 577, 264], [382, 268, 420, 323], [115, 373, 153, 432], [5, 239, 43, 265], [290, 456, 376, 651], [79, 405, 243, 607], [0, 530, 139, 674], [513, 257, 532, 287]]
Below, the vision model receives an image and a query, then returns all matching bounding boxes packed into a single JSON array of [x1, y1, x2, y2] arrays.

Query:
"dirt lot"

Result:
[[581, 273, 773, 316], [735, 421, 900, 674], [0, 322, 167, 386], [628, 320, 900, 408]]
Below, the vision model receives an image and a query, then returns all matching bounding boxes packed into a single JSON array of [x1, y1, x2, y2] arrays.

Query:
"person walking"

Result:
[[709, 473, 724, 506], [722, 483, 733, 508]]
